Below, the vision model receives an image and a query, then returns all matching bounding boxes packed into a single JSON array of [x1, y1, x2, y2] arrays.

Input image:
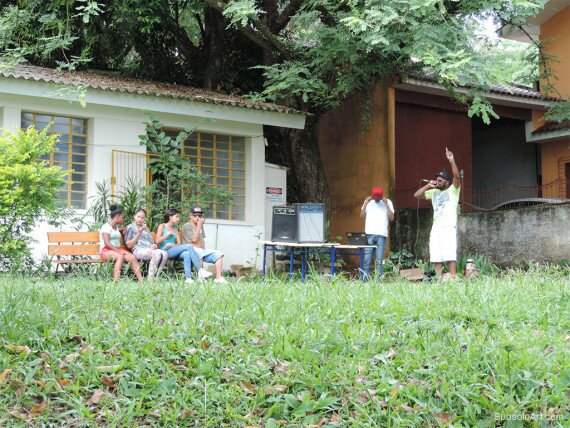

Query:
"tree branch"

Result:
[[273, 0, 305, 33], [203, 0, 292, 59], [195, 13, 207, 42], [163, 14, 202, 61], [315, 5, 338, 27]]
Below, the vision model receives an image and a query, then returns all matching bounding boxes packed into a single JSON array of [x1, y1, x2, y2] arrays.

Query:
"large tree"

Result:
[[1, 0, 565, 205]]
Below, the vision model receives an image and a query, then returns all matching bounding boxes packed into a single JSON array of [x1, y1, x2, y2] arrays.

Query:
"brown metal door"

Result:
[[394, 101, 472, 209], [565, 163, 570, 199]]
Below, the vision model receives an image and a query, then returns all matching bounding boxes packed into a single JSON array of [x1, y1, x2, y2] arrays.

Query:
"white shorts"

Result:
[[429, 226, 457, 263]]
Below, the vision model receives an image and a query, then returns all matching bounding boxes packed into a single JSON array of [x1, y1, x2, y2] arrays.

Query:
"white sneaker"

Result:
[[214, 277, 228, 284], [185, 278, 194, 284], [198, 268, 213, 279]]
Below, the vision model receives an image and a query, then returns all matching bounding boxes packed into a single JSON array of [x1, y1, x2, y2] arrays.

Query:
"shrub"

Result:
[[0, 127, 66, 270], [383, 249, 418, 274], [87, 178, 146, 230]]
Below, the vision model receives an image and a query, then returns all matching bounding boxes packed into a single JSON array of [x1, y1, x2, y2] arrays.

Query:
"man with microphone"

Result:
[[414, 148, 461, 279], [360, 186, 395, 280]]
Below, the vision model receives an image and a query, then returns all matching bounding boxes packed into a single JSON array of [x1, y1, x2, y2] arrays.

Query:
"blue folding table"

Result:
[[331, 244, 377, 279], [260, 241, 375, 281]]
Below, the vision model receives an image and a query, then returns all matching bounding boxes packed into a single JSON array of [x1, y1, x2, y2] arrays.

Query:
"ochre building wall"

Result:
[[541, 6, 570, 98], [317, 83, 392, 248], [534, 6, 570, 196], [542, 140, 570, 198]]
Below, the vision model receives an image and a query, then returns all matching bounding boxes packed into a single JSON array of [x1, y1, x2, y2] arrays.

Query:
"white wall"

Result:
[[1, 90, 273, 269], [264, 163, 288, 240]]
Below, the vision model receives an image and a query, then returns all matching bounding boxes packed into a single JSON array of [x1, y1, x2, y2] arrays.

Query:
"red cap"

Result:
[[371, 187, 383, 198]]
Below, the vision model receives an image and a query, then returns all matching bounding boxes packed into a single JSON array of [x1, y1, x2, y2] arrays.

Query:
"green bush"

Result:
[[0, 127, 66, 270], [86, 178, 146, 230], [383, 249, 418, 274]]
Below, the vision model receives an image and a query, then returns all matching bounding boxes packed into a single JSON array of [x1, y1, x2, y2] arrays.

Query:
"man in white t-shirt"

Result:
[[414, 147, 461, 279], [360, 186, 395, 279]]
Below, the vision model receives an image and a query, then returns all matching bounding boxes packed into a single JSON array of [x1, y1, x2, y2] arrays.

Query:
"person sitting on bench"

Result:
[[181, 206, 227, 283], [99, 205, 143, 282], [156, 208, 212, 284], [124, 208, 167, 280]]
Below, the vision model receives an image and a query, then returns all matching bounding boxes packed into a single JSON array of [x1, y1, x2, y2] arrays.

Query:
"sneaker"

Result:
[[198, 268, 213, 279], [185, 278, 194, 284], [214, 277, 228, 284]]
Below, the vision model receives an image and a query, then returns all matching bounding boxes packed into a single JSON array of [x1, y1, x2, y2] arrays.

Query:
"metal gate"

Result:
[[111, 150, 152, 197]]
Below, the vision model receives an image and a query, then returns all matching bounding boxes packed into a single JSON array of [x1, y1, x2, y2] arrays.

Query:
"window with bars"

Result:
[[164, 130, 246, 221], [21, 112, 88, 209]]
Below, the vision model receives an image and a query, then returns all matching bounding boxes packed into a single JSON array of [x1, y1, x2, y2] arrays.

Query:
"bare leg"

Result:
[[102, 251, 124, 282], [434, 262, 444, 280], [124, 252, 143, 281], [448, 261, 457, 279], [214, 257, 223, 279]]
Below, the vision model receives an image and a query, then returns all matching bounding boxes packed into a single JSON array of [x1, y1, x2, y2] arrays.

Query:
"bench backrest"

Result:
[[47, 231, 100, 257]]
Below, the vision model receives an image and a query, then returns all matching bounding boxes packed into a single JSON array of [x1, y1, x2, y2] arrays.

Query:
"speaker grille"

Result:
[[271, 206, 297, 242]]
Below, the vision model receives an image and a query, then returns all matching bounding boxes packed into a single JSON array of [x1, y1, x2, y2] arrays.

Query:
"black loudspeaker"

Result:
[[271, 206, 297, 242], [297, 203, 325, 243]]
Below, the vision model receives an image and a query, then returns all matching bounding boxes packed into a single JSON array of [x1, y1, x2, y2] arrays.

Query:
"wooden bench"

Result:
[[47, 231, 102, 272], [48, 230, 185, 275]]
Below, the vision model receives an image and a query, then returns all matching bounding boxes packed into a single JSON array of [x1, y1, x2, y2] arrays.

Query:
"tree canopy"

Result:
[[1, 1, 557, 107], [1, 0, 567, 202]]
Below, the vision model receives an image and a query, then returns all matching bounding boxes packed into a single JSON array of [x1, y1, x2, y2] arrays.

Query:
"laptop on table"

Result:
[[346, 232, 368, 245]]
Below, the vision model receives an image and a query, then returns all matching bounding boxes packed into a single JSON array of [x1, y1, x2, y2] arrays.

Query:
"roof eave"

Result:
[[395, 77, 551, 110], [498, 24, 540, 43], [499, 0, 570, 41], [0, 76, 307, 129], [525, 121, 570, 143]]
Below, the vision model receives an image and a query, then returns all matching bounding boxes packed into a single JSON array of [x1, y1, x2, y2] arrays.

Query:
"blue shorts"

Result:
[[195, 248, 223, 263]]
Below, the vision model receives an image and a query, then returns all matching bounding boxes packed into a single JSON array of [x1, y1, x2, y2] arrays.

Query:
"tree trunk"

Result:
[[203, 7, 227, 90], [265, 116, 331, 210]]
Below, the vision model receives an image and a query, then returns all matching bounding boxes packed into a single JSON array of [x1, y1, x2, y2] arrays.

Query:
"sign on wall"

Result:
[[265, 186, 284, 203]]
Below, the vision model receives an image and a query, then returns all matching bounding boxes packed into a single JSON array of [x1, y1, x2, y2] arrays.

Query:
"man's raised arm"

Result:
[[446, 147, 461, 189]]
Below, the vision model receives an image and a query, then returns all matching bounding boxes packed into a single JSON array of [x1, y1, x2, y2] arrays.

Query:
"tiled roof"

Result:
[[531, 119, 570, 134], [403, 74, 558, 102], [486, 83, 548, 100], [0, 64, 304, 115]]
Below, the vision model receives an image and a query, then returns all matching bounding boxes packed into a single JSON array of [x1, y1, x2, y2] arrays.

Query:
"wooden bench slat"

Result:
[[52, 258, 101, 264], [48, 231, 100, 243], [48, 244, 100, 256]]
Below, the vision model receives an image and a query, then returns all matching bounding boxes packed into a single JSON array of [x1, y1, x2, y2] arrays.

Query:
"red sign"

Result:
[[266, 187, 283, 195]]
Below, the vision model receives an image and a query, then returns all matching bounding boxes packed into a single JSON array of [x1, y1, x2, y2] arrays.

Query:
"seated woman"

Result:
[[124, 208, 168, 280], [156, 208, 212, 284], [99, 205, 143, 282]]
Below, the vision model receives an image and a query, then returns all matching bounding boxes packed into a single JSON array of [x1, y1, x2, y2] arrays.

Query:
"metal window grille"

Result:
[[21, 111, 88, 209], [166, 130, 246, 221]]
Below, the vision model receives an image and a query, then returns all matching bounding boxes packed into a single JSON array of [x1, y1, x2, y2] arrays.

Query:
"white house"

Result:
[[0, 64, 305, 267]]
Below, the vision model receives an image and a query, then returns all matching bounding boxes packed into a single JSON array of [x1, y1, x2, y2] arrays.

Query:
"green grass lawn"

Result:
[[1, 268, 569, 427]]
